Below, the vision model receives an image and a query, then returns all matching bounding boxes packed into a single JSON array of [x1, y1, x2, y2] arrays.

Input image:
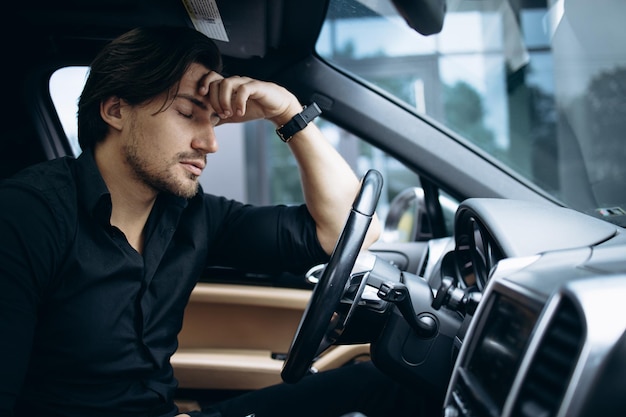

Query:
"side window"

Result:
[[50, 66, 452, 240], [50, 66, 88, 157]]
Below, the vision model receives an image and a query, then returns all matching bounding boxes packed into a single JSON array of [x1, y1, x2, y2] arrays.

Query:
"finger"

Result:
[[230, 81, 252, 118], [207, 77, 233, 118], [197, 71, 223, 97], [210, 76, 253, 119]]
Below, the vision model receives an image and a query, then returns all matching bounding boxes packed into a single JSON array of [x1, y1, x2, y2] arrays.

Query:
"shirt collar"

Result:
[[75, 149, 113, 224]]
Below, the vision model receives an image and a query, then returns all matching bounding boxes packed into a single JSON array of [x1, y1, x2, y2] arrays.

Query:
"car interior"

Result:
[[4, 0, 626, 416]]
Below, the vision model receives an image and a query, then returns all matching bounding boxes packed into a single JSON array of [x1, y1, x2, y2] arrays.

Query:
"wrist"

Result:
[[275, 102, 322, 143], [271, 102, 304, 127]]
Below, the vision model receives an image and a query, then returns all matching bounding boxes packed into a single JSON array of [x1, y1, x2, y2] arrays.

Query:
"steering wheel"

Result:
[[281, 169, 383, 384]]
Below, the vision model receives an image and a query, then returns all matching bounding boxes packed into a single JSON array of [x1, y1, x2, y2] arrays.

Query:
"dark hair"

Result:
[[77, 26, 223, 150]]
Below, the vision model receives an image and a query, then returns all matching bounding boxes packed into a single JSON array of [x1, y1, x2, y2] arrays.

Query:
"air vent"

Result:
[[513, 297, 584, 417]]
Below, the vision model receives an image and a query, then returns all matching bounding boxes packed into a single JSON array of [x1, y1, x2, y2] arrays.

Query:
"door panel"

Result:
[[172, 283, 370, 390]]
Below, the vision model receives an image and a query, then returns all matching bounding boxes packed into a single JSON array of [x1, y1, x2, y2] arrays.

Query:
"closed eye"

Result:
[[178, 111, 192, 119]]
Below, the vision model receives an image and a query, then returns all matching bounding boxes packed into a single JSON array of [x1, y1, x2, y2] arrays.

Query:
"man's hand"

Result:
[[197, 72, 301, 127]]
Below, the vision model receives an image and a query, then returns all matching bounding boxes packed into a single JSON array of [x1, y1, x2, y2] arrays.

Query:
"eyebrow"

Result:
[[175, 93, 208, 110]]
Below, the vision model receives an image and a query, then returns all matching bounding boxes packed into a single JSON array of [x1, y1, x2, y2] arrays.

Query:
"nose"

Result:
[[191, 127, 219, 154]]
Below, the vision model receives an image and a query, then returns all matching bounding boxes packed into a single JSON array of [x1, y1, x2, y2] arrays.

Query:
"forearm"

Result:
[[285, 120, 381, 254], [202, 75, 381, 253]]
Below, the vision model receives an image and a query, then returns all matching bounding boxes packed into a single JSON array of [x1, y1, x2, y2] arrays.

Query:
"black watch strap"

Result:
[[276, 102, 322, 142]]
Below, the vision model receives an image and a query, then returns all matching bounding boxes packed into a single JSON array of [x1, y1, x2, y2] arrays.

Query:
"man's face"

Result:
[[122, 63, 221, 199]]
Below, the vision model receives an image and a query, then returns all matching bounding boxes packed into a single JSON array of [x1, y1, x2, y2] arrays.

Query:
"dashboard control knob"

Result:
[[433, 277, 481, 315]]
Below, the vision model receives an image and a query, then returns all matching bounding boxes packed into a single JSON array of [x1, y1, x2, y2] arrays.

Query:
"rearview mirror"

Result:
[[391, 0, 447, 35]]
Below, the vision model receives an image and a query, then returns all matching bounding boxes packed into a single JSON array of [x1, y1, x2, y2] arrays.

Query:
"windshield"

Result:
[[317, 0, 626, 227]]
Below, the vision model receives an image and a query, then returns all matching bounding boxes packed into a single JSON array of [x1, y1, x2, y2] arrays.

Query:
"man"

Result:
[[0, 26, 430, 417]]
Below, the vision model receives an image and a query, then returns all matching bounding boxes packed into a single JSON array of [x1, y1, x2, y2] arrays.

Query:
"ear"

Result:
[[100, 96, 124, 131]]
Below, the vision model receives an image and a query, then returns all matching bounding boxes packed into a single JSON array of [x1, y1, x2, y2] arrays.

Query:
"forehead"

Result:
[[152, 63, 212, 113], [165, 63, 215, 113], [181, 62, 211, 82], [178, 62, 211, 93]]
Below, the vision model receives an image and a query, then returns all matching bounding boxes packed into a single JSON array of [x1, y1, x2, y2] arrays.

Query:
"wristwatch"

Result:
[[276, 102, 322, 142]]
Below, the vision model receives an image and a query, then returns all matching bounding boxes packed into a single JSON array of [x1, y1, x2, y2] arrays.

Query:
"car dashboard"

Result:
[[436, 199, 626, 417], [368, 198, 626, 417]]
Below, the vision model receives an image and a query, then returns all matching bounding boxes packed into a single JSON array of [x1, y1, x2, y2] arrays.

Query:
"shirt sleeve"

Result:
[[202, 194, 330, 274], [0, 183, 66, 413]]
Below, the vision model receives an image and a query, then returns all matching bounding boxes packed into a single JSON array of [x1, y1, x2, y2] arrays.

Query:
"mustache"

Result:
[[177, 152, 207, 163]]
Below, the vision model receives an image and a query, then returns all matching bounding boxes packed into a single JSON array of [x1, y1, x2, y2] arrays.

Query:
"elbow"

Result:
[[317, 210, 382, 256]]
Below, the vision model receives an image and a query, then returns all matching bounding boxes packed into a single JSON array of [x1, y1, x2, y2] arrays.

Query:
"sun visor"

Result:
[[182, 0, 269, 58]]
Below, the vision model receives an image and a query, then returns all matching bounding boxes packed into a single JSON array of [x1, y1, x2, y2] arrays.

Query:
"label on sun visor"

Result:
[[182, 0, 229, 42]]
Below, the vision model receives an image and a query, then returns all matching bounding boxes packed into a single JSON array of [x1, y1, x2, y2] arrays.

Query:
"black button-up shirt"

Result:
[[0, 150, 327, 417]]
